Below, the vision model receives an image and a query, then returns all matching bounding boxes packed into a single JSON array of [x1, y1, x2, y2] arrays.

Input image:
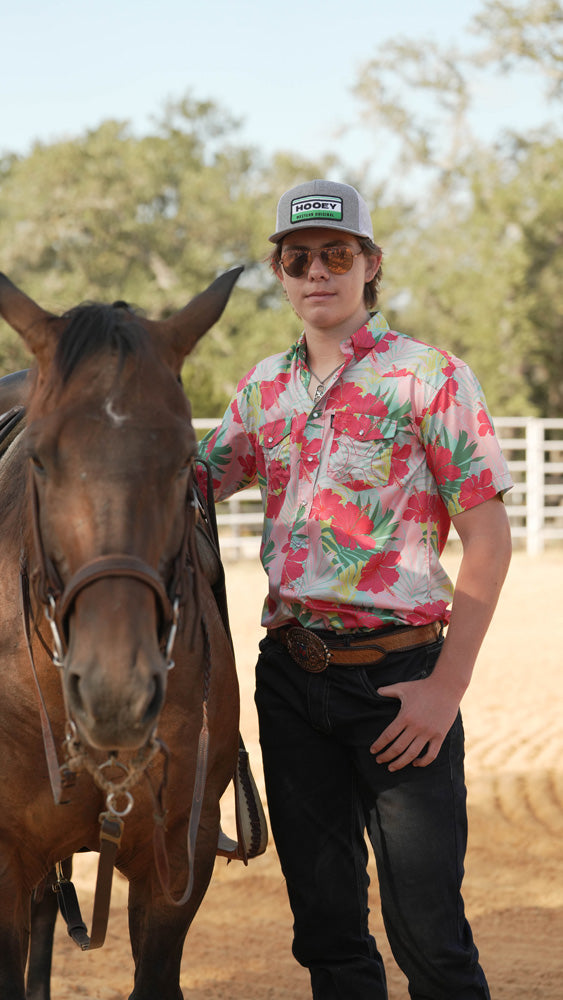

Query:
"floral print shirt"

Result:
[[198, 313, 513, 631]]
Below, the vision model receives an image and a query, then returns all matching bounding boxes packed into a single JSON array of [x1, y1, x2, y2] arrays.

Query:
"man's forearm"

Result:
[[435, 495, 512, 698]]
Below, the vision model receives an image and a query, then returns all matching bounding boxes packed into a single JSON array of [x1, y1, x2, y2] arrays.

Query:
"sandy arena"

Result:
[[47, 548, 563, 999]]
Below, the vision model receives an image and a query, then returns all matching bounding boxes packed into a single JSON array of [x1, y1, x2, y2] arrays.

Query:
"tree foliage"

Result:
[[1, 2, 562, 417], [0, 99, 334, 414], [351, 0, 563, 415]]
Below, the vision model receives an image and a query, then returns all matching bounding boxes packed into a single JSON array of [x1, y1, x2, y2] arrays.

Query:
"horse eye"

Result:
[[178, 455, 193, 477], [30, 454, 46, 474]]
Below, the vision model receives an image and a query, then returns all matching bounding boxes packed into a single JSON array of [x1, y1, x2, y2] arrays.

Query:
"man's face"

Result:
[[276, 228, 380, 333]]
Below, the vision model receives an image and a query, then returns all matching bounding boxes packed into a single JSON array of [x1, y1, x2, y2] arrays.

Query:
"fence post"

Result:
[[526, 418, 544, 556]]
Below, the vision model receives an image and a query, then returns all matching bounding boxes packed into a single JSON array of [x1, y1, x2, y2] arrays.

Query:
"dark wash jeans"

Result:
[[255, 634, 490, 1000]]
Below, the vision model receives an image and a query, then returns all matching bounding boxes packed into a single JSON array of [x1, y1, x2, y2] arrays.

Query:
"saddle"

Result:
[[0, 404, 25, 459]]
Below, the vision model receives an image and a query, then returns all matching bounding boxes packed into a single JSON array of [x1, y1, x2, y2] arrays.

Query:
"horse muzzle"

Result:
[[56, 560, 176, 751], [65, 657, 165, 751]]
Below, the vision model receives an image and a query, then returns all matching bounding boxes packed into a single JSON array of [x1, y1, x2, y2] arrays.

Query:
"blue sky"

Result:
[[1, 0, 552, 175]]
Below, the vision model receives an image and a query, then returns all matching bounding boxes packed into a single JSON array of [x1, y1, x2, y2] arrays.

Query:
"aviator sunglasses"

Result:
[[279, 245, 363, 278]]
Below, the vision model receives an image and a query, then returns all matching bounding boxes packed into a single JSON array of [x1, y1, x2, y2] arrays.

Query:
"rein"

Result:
[[20, 463, 216, 948]]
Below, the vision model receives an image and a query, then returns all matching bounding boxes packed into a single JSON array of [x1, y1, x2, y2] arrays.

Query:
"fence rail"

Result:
[[194, 417, 563, 558]]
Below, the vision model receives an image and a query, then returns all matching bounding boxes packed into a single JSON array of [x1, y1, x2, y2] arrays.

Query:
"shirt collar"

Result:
[[341, 312, 390, 360], [295, 312, 390, 367]]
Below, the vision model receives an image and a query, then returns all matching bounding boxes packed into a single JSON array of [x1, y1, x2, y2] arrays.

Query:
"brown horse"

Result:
[[0, 270, 242, 1000]]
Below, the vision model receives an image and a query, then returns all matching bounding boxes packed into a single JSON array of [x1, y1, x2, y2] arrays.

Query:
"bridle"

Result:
[[20, 460, 213, 947], [21, 460, 202, 787], [28, 471, 194, 670]]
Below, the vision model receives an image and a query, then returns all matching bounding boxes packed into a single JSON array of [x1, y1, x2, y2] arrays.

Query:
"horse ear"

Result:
[[0, 274, 59, 370], [148, 267, 244, 372]]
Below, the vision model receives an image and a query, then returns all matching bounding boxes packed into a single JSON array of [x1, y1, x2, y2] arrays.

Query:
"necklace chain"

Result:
[[308, 360, 343, 402], [308, 362, 342, 385]]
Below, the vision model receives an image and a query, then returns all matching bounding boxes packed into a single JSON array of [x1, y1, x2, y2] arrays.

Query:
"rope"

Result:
[[64, 739, 160, 798]]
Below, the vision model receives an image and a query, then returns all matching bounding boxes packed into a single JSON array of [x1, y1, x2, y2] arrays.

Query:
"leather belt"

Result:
[[267, 622, 442, 673]]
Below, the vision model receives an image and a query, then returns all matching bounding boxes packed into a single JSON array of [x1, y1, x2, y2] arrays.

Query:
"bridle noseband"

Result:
[[28, 471, 196, 670], [59, 555, 172, 625]]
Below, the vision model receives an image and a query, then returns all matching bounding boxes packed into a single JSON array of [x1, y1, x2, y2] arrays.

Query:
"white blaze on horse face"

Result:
[[104, 397, 129, 427]]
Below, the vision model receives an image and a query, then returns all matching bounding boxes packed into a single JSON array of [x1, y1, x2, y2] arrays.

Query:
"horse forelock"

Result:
[[52, 303, 150, 386], [23, 303, 155, 419]]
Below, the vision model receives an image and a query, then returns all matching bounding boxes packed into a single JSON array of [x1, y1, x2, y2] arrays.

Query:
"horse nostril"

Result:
[[68, 671, 84, 714], [143, 674, 164, 725]]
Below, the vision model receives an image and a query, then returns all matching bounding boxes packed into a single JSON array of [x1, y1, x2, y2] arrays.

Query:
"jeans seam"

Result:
[[350, 769, 369, 961], [448, 714, 470, 938]]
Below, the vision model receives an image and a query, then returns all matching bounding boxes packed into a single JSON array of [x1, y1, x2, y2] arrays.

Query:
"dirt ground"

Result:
[[49, 549, 563, 999]]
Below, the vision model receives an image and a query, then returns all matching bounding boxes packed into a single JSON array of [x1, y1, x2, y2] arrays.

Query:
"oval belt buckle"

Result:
[[286, 627, 331, 673]]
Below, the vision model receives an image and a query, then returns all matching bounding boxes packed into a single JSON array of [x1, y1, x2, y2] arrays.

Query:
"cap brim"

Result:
[[269, 222, 370, 244]]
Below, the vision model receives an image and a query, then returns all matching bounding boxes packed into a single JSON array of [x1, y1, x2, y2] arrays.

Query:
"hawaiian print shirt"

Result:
[[198, 313, 513, 632]]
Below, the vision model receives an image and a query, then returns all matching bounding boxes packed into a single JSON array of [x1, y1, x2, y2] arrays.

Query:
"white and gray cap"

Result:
[[269, 179, 374, 243]]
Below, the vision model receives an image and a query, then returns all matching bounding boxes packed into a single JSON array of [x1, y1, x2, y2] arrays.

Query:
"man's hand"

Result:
[[370, 671, 461, 771]]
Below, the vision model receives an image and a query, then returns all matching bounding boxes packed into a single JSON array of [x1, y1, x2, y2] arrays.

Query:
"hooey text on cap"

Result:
[[290, 196, 343, 225]]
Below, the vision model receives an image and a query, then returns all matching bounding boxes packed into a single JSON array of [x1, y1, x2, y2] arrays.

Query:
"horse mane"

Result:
[[51, 301, 149, 386]]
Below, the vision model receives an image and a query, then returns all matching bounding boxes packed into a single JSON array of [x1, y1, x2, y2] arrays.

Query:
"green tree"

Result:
[[0, 97, 338, 415], [349, 0, 563, 415]]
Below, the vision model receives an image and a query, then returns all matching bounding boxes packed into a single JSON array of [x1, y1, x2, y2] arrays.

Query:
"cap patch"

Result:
[[290, 196, 343, 226]]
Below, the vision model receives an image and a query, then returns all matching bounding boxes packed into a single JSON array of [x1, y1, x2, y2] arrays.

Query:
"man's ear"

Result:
[[365, 252, 382, 282], [271, 258, 286, 288]]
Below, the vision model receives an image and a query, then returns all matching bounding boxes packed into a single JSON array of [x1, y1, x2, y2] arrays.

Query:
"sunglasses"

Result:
[[279, 245, 363, 278]]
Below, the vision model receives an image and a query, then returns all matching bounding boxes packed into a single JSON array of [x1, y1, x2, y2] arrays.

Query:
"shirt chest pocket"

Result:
[[329, 412, 398, 488], [259, 418, 292, 472]]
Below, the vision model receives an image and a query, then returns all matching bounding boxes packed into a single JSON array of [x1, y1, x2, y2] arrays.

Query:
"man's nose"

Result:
[[307, 250, 330, 278]]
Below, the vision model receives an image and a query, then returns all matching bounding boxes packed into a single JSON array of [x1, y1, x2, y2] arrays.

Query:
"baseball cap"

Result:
[[269, 179, 374, 243]]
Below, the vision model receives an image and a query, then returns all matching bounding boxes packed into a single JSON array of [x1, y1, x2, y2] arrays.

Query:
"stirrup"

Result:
[[216, 827, 243, 861], [215, 736, 268, 864]]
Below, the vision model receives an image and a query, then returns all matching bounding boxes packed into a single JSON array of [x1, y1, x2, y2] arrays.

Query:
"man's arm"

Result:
[[370, 495, 512, 771], [197, 396, 257, 503]]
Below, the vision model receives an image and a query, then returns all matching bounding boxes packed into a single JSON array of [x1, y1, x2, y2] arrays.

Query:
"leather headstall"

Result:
[[26, 466, 197, 662]]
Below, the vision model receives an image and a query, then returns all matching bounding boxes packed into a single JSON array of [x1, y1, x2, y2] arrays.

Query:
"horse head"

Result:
[[0, 269, 242, 752]]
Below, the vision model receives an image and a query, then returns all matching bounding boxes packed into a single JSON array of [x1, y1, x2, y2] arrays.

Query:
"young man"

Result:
[[199, 179, 512, 999]]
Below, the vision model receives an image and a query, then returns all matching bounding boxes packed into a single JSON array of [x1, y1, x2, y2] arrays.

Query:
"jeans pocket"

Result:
[[423, 638, 444, 674], [356, 647, 432, 700]]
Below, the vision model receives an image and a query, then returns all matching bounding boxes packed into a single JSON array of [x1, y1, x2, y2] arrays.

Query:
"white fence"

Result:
[[494, 417, 563, 555], [194, 417, 563, 558]]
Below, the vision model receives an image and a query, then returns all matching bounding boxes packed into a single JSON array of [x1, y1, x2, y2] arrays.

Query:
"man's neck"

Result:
[[304, 312, 369, 374]]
